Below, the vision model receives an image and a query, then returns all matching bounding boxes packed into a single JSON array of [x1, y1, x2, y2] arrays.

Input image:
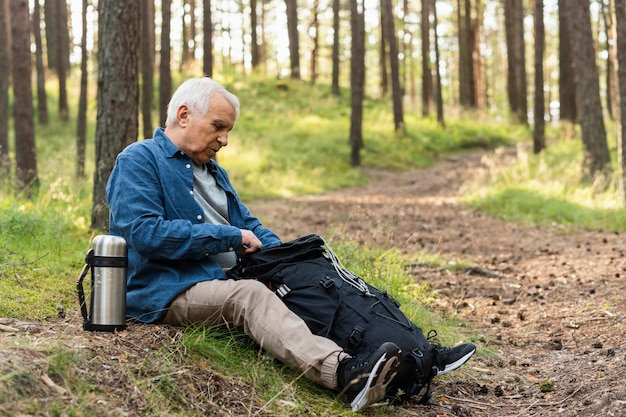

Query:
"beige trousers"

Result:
[[160, 278, 344, 389]]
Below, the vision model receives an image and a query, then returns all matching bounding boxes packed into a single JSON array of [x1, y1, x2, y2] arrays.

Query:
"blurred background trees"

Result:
[[0, 0, 625, 228]]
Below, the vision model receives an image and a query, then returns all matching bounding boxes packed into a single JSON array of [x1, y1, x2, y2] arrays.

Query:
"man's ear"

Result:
[[176, 105, 190, 127]]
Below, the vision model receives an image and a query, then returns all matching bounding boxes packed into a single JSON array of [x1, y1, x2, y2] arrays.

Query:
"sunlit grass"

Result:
[[464, 138, 626, 231]]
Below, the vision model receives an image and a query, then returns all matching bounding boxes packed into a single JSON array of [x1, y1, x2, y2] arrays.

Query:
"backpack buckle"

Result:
[[348, 326, 364, 349], [276, 284, 291, 299]]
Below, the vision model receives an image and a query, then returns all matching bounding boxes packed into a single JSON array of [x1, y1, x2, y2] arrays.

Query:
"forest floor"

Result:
[[1, 148, 625, 416], [250, 147, 626, 417]]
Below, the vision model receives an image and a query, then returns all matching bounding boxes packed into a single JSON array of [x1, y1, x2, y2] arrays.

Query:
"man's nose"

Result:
[[218, 134, 228, 146]]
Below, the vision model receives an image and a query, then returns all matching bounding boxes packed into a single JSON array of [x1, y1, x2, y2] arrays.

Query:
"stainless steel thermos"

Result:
[[76, 235, 128, 331]]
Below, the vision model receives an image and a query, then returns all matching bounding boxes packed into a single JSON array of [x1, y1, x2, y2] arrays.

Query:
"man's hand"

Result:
[[240, 229, 262, 254]]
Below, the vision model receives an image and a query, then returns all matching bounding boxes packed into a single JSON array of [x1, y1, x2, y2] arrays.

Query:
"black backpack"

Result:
[[228, 234, 437, 402]]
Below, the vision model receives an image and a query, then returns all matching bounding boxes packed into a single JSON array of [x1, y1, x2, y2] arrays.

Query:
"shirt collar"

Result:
[[154, 128, 220, 173], [154, 128, 186, 158]]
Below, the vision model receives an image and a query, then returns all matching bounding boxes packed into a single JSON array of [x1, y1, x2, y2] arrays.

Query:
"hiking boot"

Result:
[[432, 342, 476, 377], [337, 342, 401, 411]]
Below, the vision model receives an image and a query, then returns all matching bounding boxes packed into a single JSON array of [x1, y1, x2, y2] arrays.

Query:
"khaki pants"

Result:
[[161, 279, 344, 389]]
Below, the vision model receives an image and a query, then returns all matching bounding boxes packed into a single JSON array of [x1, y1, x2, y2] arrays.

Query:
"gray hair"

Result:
[[165, 77, 241, 126]]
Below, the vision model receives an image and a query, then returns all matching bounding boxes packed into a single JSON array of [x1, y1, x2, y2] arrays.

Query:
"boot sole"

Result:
[[350, 348, 401, 411]]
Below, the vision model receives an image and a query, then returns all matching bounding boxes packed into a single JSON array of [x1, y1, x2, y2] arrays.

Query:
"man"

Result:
[[106, 77, 472, 411]]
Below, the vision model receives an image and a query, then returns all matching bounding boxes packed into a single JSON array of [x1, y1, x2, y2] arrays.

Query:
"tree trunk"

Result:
[[421, 0, 431, 116], [613, 0, 626, 200], [159, 0, 172, 127], [379, 7, 388, 97], [0, 0, 9, 175], [203, 0, 213, 77], [472, 0, 484, 109], [433, 0, 444, 127], [285, 0, 300, 79], [331, 0, 340, 96], [92, 0, 139, 231], [141, 0, 155, 138], [504, 0, 527, 124], [514, 0, 527, 124], [44, 0, 59, 72], [558, 0, 577, 123], [402, 0, 414, 102], [565, 1, 611, 184], [349, 0, 365, 167], [309, 0, 319, 84], [457, 0, 473, 107], [250, 0, 259, 69], [33, 0, 48, 125], [10, 0, 38, 192], [189, 0, 196, 60], [381, 0, 404, 133], [56, 0, 69, 121], [533, 0, 545, 154], [180, 0, 195, 69], [601, 0, 618, 120], [76, 0, 88, 179]]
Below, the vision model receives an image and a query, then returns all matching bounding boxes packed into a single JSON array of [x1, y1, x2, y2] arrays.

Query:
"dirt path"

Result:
[[249, 149, 626, 417]]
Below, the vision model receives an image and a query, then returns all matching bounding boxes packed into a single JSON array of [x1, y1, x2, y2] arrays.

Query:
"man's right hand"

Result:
[[240, 229, 262, 254]]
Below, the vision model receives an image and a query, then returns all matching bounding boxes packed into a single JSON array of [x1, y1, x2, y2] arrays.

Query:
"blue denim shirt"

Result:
[[106, 128, 282, 323]]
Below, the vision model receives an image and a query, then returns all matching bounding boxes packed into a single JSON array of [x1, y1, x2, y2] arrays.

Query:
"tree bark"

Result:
[[381, 0, 404, 133], [141, 0, 155, 138], [433, 0, 444, 127], [285, 0, 300, 79], [203, 0, 213, 77], [331, 0, 340, 96], [379, 6, 388, 97], [349, 0, 365, 166], [308, 0, 319, 84], [33, 0, 48, 125], [159, 0, 172, 127], [44, 0, 59, 72], [457, 0, 473, 107], [10, 0, 38, 192], [504, 0, 527, 124], [92, 0, 139, 231], [614, 0, 626, 200], [601, 0, 618, 120], [558, 0, 577, 123], [250, 0, 259, 69], [180, 0, 195, 69], [0, 0, 9, 175], [56, 0, 69, 121], [421, 0, 431, 116], [533, 0, 545, 153], [565, 1, 611, 184], [76, 0, 88, 179]]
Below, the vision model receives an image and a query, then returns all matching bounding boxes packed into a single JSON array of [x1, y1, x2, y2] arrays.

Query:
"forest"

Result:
[[1, 0, 626, 416], [2, 0, 626, 219]]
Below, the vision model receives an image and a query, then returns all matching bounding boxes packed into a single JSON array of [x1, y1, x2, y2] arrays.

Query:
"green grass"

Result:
[[464, 137, 626, 231]]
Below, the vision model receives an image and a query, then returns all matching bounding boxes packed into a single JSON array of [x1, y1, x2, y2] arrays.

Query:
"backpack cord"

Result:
[[321, 238, 374, 296]]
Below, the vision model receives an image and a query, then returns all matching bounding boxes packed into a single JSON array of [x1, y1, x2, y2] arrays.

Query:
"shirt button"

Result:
[[189, 190, 194, 195], [204, 252, 210, 257], [196, 215, 202, 221], [186, 164, 191, 169], [229, 247, 234, 252]]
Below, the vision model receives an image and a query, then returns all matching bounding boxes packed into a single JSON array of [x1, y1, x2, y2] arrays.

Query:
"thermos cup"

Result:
[[76, 235, 128, 331]]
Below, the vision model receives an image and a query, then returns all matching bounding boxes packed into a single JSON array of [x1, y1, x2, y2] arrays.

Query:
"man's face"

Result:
[[179, 93, 237, 164]]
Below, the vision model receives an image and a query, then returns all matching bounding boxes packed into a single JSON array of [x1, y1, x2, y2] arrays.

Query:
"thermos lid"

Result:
[[92, 235, 127, 257]]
